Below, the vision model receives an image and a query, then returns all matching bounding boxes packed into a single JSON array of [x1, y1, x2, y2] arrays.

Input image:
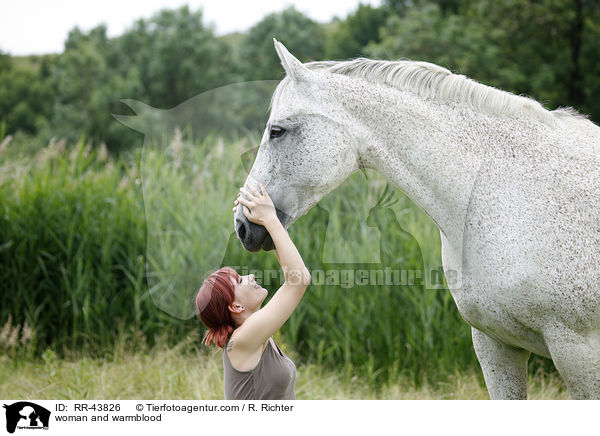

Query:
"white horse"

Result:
[[234, 39, 600, 399]]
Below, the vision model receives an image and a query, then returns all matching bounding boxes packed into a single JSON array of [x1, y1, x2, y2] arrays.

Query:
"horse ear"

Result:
[[112, 99, 161, 133], [273, 38, 310, 82]]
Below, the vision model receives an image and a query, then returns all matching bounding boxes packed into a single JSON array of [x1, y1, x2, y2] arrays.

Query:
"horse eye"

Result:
[[269, 127, 286, 139]]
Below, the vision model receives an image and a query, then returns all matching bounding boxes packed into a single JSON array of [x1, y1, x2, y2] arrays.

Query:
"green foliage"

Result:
[[236, 6, 326, 80], [49, 6, 236, 151], [50, 24, 139, 148], [0, 51, 11, 73], [2, 1, 599, 153], [325, 3, 389, 59], [368, 0, 600, 120], [0, 54, 54, 135], [0, 140, 181, 355], [114, 6, 235, 107]]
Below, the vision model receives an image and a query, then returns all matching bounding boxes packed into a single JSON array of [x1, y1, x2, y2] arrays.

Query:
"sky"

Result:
[[0, 0, 382, 56]]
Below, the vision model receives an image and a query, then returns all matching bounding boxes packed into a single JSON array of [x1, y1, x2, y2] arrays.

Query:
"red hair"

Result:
[[196, 266, 240, 348]]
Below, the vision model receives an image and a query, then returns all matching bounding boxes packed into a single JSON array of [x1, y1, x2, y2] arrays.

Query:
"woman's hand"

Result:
[[233, 181, 277, 226]]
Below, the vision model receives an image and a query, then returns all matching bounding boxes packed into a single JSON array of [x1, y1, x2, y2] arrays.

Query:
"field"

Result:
[[0, 328, 568, 400], [0, 137, 564, 398]]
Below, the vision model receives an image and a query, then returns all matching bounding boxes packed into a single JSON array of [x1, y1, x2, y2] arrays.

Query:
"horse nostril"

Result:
[[236, 219, 246, 241]]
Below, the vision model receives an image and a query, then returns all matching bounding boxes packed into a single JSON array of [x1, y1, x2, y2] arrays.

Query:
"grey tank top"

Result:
[[223, 337, 296, 400]]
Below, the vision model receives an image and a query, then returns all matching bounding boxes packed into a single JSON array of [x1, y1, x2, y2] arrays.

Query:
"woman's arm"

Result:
[[233, 182, 311, 351], [267, 215, 311, 287]]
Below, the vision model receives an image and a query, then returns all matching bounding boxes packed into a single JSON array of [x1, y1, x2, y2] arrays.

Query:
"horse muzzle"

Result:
[[235, 207, 291, 252]]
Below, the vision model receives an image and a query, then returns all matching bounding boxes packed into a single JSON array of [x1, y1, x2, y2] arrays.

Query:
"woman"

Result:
[[196, 181, 311, 400]]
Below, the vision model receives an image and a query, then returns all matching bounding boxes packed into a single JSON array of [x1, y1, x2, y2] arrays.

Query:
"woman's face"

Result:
[[230, 273, 268, 312]]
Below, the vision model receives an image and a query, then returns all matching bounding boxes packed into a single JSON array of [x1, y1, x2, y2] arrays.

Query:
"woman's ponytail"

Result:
[[203, 324, 235, 348], [196, 267, 239, 348]]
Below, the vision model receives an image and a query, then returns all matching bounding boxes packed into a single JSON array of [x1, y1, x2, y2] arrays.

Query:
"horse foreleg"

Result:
[[472, 327, 531, 399], [545, 328, 600, 399]]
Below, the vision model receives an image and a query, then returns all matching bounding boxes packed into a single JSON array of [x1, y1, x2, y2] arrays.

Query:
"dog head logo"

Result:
[[3, 402, 50, 433]]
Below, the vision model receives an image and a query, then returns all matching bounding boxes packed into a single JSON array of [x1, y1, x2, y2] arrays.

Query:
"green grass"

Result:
[[0, 329, 569, 400]]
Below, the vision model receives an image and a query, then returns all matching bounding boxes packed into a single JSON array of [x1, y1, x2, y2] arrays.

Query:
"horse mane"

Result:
[[291, 58, 589, 126]]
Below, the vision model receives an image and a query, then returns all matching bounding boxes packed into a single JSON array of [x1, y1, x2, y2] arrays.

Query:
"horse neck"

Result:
[[342, 79, 500, 244]]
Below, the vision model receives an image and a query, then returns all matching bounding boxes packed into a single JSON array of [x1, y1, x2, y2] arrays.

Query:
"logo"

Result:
[[3, 402, 50, 433]]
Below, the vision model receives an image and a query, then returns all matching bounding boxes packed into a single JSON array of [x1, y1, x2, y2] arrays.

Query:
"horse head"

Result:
[[235, 39, 367, 251]]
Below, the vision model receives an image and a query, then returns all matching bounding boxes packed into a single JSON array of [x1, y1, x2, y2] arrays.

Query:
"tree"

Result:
[[50, 24, 140, 147], [115, 6, 235, 108], [48, 5, 236, 150], [0, 51, 54, 136], [367, 0, 600, 122], [385, 0, 464, 16], [325, 3, 388, 59], [0, 50, 11, 74], [236, 6, 326, 81]]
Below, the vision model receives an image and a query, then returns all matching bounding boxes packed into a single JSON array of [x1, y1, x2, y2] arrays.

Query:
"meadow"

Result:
[[0, 136, 564, 398], [0, 325, 568, 400]]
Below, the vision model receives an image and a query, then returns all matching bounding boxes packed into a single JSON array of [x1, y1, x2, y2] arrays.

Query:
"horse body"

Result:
[[448, 155, 600, 353], [456, 164, 600, 399], [417, 109, 600, 398], [365, 82, 600, 375], [235, 39, 600, 398]]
